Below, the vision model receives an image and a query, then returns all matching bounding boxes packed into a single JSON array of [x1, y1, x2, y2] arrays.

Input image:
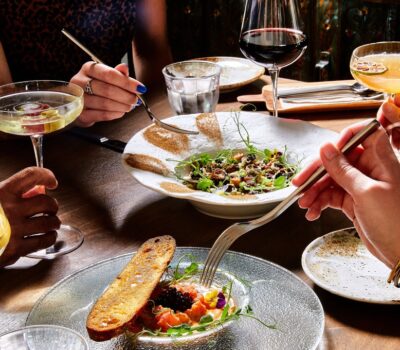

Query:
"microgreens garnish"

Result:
[[137, 254, 276, 338], [169, 110, 300, 195], [168, 254, 199, 283]]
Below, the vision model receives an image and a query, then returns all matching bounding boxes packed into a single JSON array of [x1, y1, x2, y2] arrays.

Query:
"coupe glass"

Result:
[[239, 0, 307, 117], [0, 325, 88, 350], [350, 42, 400, 152], [0, 80, 84, 259]]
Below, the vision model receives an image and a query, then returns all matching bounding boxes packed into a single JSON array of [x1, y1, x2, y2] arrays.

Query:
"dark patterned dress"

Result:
[[0, 0, 136, 82]]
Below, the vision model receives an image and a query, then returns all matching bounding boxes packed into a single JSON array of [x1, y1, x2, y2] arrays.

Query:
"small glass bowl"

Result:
[[125, 267, 250, 350], [0, 325, 88, 350]]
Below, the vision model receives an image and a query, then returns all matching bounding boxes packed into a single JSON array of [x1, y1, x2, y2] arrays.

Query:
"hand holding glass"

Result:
[[0, 80, 84, 259]]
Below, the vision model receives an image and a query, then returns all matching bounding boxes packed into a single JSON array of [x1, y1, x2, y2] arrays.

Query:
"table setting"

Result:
[[1, 0, 400, 349]]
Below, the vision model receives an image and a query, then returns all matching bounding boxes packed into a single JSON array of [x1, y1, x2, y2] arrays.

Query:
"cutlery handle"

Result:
[[297, 118, 380, 193], [278, 84, 351, 98], [68, 128, 127, 153]]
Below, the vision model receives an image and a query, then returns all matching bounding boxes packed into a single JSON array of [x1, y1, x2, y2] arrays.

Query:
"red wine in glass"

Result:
[[239, 0, 307, 117], [239, 28, 307, 69]]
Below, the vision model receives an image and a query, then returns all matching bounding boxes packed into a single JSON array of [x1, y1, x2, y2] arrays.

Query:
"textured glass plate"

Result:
[[302, 227, 400, 304], [26, 248, 324, 350]]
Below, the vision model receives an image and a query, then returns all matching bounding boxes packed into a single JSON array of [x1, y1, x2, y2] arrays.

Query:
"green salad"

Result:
[[173, 112, 299, 195]]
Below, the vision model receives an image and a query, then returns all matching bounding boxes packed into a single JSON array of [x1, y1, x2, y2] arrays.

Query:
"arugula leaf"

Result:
[[198, 153, 212, 165], [273, 176, 286, 189], [264, 148, 272, 159], [197, 178, 214, 191]]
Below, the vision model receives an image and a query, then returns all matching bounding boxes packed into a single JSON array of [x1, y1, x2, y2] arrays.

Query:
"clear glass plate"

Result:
[[0, 325, 88, 350], [26, 248, 324, 350]]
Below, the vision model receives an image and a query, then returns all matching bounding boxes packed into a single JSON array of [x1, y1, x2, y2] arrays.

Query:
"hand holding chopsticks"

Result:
[[62, 29, 198, 134]]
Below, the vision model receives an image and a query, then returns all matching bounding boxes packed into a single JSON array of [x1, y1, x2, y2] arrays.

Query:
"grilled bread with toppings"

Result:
[[86, 235, 176, 341]]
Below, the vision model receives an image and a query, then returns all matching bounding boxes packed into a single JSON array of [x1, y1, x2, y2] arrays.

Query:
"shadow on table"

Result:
[[119, 197, 351, 271], [314, 285, 400, 338]]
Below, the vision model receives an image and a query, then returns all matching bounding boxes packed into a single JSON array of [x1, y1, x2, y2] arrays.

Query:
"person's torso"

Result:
[[0, 0, 136, 81]]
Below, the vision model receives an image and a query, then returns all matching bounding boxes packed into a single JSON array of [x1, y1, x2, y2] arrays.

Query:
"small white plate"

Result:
[[195, 57, 264, 92], [302, 227, 400, 304]]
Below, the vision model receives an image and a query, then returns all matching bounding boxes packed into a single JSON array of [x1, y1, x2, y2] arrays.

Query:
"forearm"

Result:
[[0, 42, 12, 85], [132, 0, 173, 87]]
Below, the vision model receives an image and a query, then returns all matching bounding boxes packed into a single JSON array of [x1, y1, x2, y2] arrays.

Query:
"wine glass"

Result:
[[350, 42, 400, 153], [239, 0, 307, 117], [0, 80, 84, 259]]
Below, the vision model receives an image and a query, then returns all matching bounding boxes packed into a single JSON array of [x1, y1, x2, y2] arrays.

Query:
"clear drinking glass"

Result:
[[0, 80, 84, 259], [0, 325, 88, 350], [350, 42, 400, 152], [239, 0, 307, 117], [162, 60, 221, 115]]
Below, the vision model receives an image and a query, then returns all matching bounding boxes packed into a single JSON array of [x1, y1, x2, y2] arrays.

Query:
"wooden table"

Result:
[[0, 78, 398, 349]]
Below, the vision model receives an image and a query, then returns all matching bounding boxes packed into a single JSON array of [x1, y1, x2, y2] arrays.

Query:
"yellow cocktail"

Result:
[[0, 204, 11, 256], [350, 42, 400, 95]]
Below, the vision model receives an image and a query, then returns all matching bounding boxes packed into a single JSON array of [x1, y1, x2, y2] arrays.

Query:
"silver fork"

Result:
[[61, 29, 198, 135], [200, 119, 380, 287]]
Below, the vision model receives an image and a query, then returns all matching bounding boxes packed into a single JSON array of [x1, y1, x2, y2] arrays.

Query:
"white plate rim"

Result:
[[123, 112, 338, 208], [194, 56, 265, 90], [301, 227, 400, 305]]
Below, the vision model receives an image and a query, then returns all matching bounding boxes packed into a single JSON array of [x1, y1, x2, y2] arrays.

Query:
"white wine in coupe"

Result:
[[0, 80, 84, 260], [0, 91, 83, 135]]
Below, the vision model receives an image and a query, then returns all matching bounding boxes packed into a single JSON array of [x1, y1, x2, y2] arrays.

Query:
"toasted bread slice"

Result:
[[86, 235, 176, 341]]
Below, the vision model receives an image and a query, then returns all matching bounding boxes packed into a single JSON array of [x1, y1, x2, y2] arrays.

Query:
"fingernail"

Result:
[[136, 84, 147, 94], [321, 143, 338, 161], [130, 98, 142, 111]]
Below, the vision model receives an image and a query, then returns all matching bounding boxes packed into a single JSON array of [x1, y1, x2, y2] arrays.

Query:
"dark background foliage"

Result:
[[166, 0, 400, 81]]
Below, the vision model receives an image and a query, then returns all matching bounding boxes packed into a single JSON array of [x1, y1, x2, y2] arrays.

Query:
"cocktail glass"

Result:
[[0, 80, 84, 259], [350, 41, 400, 153]]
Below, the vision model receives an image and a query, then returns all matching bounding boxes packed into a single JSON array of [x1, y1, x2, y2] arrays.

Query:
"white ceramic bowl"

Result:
[[123, 112, 337, 219]]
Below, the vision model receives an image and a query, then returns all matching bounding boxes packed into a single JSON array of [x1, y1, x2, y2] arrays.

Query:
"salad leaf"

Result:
[[199, 314, 214, 324], [273, 176, 286, 189], [197, 178, 214, 191]]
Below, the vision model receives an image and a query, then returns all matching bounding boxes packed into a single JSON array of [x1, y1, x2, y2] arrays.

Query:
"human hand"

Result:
[[292, 121, 400, 268], [377, 94, 400, 149], [70, 62, 146, 127], [0, 167, 61, 267]]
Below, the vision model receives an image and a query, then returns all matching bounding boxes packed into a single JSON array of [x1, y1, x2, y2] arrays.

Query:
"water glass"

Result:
[[162, 60, 221, 115], [0, 325, 88, 350]]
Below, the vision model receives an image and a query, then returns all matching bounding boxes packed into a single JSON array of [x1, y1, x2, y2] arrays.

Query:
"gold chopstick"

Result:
[[61, 29, 104, 64]]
